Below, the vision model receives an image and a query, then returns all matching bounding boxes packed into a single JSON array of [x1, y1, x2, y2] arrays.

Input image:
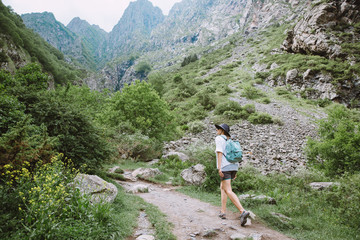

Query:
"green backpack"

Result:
[[221, 135, 243, 163]]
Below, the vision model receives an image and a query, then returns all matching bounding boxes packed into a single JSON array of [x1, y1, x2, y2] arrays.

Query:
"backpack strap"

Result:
[[220, 135, 227, 141], [220, 135, 227, 157]]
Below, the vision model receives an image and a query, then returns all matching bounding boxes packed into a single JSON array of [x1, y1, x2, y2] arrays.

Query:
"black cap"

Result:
[[215, 123, 230, 137]]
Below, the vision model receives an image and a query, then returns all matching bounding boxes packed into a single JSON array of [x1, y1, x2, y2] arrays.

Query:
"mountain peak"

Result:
[[107, 0, 165, 56], [21, 11, 56, 22]]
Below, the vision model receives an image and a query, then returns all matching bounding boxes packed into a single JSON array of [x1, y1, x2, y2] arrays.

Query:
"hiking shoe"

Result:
[[240, 210, 250, 226], [218, 212, 226, 219]]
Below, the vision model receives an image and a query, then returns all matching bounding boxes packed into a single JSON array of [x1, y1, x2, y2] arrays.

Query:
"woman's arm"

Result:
[[217, 151, 224, 177]]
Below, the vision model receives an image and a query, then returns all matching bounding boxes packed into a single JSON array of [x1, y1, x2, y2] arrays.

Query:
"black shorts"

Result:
[[221, 171, 237, 181]]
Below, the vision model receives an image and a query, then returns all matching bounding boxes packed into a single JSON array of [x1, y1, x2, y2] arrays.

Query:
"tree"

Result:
[[181, 53, 198, 67], [148, 72, 165, 96], [28, 92, 111, 171], [106, 80, 175, 140], [135, 61, 152, 76]]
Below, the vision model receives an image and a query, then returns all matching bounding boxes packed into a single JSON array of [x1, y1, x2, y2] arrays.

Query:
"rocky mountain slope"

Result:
[[21, 12, 96, 69], [67, 17, 108, 67], [86, 0, 312, 91], [280, 0, 360, 106], [106, 0, 164, 59], [3, 0, 360, 106]]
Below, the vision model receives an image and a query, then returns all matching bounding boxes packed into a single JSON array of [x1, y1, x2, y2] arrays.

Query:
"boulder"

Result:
[[181, 164, 207, 185], [239, 194, 276, 204], [128, 184, 150, 194], [136, 235, 155, 240], [148, 159, 160, 165], [286, 69, 298, 84], [73, 174, 118, 203], [309, 182, 338, 190], [123, 172, 138, 182], [249, 233, 269, 240], [271, 212, 292, 224], [202, 229, 218, 238], [132, 168, 162, 179], [162, 151, 189, 161], [230, 233, 247, 240]]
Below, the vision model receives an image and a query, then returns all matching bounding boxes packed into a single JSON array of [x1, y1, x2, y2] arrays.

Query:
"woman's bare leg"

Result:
[[220, 181, 227, 213], [221, 179, 245, 213]]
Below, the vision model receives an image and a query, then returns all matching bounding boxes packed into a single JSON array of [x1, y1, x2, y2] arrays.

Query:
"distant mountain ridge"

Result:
[[2, 0, 359, 106], [21, 12, 96, 69]]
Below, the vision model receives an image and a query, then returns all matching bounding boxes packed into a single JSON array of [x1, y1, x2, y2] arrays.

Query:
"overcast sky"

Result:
[[2, 0, 182, 32]]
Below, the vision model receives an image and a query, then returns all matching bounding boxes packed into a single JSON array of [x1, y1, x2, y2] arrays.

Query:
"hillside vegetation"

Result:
[[0, 2, 84, 84], [0, 0, 360, 239]]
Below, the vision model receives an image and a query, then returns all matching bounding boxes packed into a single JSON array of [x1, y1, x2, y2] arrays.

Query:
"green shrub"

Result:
[[0, 119, 57, 174], [254, 78, 265, 84], [196, 90, 216, 110], [259, 97, 271, 104], [135, 61, 151, 76], [0, 94, 26, 134], [214, 101, 243, 115], [0, 155, 120, 239], [0, 50, 8, 62], [155, 156, 194, 185], [188, 120, 206, 134], [181, 125, 189, 131], [324, 173, 360, 229], [242, 85, 266, 99], [223, 110, 241, 120], [215, 102, 257, 121], [255, 71, 271, 80], [193, 146, 219, 192], [148, 72, 165, 96], [28, 92, 111, 171], [114, 168, 124, 174], [243, 104, 256, 114], [111, 131, 163, 161], [173, 75, 183, 83], [187, 104, 208, 122], [177, 81, 197, 98], [275, 87, 290, 95], [306, 104, 360, 176], [181, 54, 198, 67], [218, 85, 233, 95], [248, 112, 274, 124], [106, 172, 126, 181], [316, 98, 332, 108]]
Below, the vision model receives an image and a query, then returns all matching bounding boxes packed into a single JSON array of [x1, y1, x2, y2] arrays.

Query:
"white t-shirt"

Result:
[[215, 135, 239, 171]]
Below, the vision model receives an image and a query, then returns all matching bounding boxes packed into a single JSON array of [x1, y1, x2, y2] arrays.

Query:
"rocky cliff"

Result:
[[277, 0, 360, 106], [282, 0, 360, 59], [67, 17, 108, 67], [106, 0, 164, 59]]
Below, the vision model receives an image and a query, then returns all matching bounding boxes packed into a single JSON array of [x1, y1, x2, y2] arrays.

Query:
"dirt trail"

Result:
[[119, 180, 293, 240]]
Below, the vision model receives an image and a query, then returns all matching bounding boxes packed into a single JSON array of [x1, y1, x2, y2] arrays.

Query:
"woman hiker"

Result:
[[215, 123, 250, 226]]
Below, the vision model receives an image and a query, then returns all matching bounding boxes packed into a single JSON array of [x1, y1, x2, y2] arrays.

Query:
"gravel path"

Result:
[[120, 179, 294, 240]]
